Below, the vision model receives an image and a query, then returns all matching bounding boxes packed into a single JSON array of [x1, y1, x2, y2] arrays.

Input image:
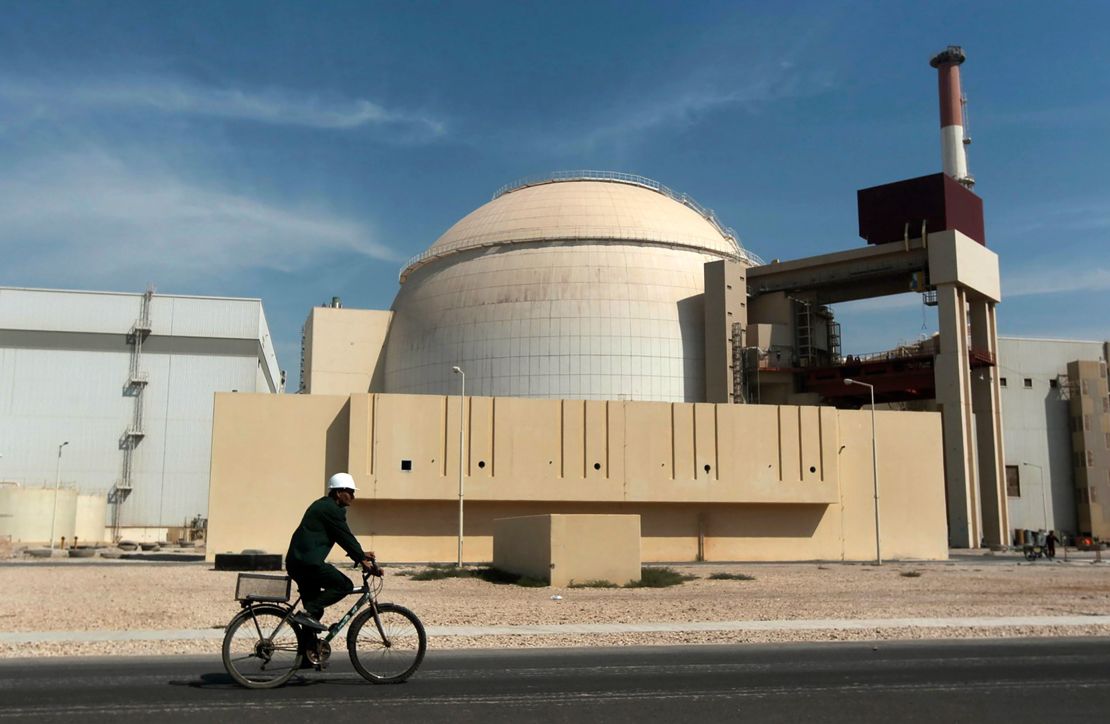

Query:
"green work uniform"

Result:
[[285, 496, 367, 619]]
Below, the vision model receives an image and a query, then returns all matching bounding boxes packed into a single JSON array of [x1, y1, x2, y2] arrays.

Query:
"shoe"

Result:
[[292, 612, 327, 631]]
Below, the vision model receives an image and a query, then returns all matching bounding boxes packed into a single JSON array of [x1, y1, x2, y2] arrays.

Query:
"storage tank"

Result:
[[382, 173, 760, 402], [74, 492, 108, 543], [0, 485, 77, 544]]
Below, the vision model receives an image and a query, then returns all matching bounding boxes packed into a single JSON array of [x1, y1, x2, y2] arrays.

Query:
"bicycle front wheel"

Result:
[[222, 605, 303, 689], [347, 603, 427, 683]]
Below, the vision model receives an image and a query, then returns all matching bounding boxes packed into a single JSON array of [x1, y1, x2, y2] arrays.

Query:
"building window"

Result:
[[1088, 450, 1096, 467], [1050, 379, 1058, 389], [1000, 377, 1007, 387], [1024, 378, 1033, 388], [1085, 415, 1092, 432], [1005, 465, 1020, 497]]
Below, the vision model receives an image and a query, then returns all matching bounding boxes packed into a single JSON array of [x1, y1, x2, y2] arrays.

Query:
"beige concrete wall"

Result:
[[302, 307, 392, 394], [207, 392, 351, 556], [207, 393, 947, 563]]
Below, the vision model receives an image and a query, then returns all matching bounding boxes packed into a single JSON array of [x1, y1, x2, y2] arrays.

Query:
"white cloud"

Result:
[[0, 76, 445, 137], [555, 74, 810, 154], [0, 151, 400, 288]]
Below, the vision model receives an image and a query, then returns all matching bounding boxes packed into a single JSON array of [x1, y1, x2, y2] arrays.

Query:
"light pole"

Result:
[[844, 379, 881, 565], [1021, 462, 1049, 532], [451, 366, 465, 567], [49, 441, 69, 549]]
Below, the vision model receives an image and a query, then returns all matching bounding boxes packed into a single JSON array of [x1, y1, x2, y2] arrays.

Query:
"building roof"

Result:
[[399, 172, 760, 282]]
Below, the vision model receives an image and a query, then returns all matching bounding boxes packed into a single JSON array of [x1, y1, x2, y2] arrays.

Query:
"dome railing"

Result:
[[398, 226, 764, 283], [491, 170, 747, 249]]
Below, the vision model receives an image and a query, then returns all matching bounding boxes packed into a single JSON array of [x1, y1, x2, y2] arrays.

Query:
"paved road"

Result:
[[1, 638, 1107, 723]]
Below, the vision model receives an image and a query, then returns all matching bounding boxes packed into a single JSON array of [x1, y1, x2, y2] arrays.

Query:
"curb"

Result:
[[3, 614, 1109, 644]]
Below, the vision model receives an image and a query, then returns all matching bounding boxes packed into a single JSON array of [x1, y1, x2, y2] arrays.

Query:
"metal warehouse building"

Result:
[[0, 287, 281, 542]]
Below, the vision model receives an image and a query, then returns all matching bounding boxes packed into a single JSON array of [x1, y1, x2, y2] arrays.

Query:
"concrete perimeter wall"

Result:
[[207, 393, 948, 563]]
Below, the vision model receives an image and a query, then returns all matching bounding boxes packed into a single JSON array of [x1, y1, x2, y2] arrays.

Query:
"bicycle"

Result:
[[221, 563, 427, 689]]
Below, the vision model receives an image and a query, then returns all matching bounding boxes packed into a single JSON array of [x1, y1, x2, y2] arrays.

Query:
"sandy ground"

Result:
[[1, 556, 1109, 657]]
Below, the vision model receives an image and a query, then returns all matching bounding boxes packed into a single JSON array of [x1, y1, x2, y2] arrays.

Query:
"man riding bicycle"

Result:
[[286, 472, 376, 632]]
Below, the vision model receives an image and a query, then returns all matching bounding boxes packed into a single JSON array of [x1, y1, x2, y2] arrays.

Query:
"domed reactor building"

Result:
[[214, 52, 1014, 564], [377, 172, 760, 402]]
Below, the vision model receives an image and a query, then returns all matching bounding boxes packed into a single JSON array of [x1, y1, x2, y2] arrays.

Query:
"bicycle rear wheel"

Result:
[[222, 605, 303, 689], [347, 603, 427, 683]]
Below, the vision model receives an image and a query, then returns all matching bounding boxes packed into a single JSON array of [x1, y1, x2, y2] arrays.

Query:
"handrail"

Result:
[[493, 170, 744, 245]]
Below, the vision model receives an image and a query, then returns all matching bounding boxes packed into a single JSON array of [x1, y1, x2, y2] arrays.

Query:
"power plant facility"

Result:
[[2, 47, 1106, 561], [205, 45, 1110, 565], [0, 287, 281, 544]]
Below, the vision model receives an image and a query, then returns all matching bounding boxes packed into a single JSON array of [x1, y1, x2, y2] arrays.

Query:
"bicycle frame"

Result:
[[241, 568, 388, 648]]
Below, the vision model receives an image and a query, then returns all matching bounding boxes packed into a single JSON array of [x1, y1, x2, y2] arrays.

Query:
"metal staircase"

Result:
[[795, 300, 814, 367], [111, 287, 153, 540]]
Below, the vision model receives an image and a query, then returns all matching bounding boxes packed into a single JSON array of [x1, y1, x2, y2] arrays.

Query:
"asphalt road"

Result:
[[1, 638, 1107, 723]]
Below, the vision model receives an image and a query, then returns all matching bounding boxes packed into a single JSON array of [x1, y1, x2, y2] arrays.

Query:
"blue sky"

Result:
[[2, 1, 1107, 383]]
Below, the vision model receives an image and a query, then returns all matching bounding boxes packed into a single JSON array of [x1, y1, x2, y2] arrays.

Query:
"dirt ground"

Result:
[[1, 556, 1108, 657]]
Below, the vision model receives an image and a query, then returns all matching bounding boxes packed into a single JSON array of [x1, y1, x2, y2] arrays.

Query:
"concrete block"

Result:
[[493, 514, 641, 587]]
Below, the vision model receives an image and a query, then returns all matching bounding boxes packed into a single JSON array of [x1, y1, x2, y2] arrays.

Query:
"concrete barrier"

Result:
[[493, 514, 641, 587]]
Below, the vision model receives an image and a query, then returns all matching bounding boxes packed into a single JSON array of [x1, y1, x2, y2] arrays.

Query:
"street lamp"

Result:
[[49, 441, 69, 549], [1021, 462, 1049, 532], [451, 366, 465, 567], [844, 379, 881, 565]]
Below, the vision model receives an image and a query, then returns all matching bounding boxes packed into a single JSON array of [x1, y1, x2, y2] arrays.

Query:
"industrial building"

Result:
[[998, 337, 1110, 540], [210, 165, 985, 562], [0, 287, 281, 543], [207, 46, 1013, 563]]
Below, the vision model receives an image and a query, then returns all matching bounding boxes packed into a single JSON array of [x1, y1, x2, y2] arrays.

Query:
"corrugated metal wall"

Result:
[[0, 287, 281, 528]]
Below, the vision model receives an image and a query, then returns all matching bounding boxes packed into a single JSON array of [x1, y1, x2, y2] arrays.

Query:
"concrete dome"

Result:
[[383, 173, 756, 402]]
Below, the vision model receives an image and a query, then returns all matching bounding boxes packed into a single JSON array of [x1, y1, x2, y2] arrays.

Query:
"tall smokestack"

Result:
[[930, 45, 974, 189]]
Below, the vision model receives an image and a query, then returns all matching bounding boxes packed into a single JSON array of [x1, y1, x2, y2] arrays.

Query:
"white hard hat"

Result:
[[327, 472, 358, 491]]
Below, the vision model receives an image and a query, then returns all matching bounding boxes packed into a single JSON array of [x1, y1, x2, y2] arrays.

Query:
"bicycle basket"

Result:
[[234, 573, 291, 603]]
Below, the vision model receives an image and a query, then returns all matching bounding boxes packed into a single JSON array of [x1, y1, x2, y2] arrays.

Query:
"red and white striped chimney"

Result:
[[929, 46, 974, 189]]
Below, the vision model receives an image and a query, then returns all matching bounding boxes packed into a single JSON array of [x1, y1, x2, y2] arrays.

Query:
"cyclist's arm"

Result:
[[321, 505, 370, 563]]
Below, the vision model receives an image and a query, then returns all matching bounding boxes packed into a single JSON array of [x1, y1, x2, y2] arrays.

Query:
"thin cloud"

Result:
[[555, 68, 832, 154], [1004, 265, 1110, 298], [0, 151, 401, 288], [0, 75, 446, 138]]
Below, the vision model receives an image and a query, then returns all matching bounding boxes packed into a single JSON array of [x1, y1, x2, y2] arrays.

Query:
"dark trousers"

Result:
[[286, 560, 353, 620]]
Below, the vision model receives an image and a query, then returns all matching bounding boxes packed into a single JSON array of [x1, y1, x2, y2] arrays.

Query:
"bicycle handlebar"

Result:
[[353, 560, 385, 577]]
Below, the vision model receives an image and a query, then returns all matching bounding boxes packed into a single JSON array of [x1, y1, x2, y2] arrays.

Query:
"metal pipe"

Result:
[[49, 441, 68, 549]]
